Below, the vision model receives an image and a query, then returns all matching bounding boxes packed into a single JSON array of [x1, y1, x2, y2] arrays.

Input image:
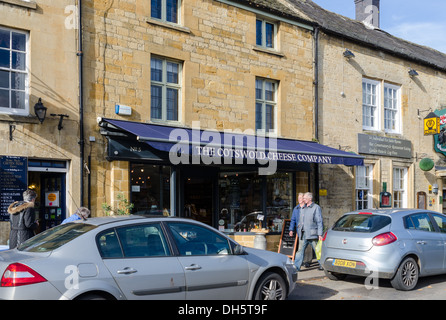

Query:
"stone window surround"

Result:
[[0, 0, 37, 10]]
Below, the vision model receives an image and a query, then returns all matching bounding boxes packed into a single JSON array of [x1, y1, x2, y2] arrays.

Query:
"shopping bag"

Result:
[[315, 240, 322, 260]]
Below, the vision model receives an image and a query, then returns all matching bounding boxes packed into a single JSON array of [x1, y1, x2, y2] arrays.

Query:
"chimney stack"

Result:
[[355, 0, 380, 28]]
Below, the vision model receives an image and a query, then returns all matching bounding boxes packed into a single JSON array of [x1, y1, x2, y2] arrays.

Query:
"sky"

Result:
[[312, 0, 446, 54]]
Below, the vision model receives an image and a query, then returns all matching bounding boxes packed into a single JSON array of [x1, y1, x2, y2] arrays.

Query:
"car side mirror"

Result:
[[233, 244, 245, 255]]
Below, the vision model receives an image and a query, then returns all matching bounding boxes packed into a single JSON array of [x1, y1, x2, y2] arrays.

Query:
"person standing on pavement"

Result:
[[61, 207, 90, 224], [7, 189, 39, 249], [293, 192, 324, 271], [289, 193, 305, 237]]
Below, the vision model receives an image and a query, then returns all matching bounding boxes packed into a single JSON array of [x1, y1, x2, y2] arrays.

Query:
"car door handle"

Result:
[[117, 267, 138, 274], [184, 264, 202, 271], [417, 241, 427, 245]]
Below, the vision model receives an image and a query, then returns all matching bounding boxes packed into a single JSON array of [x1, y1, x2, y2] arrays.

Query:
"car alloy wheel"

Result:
[[390, 257, 419, 291], [254, 272, 286, 300], [401, 260, 418, 287]]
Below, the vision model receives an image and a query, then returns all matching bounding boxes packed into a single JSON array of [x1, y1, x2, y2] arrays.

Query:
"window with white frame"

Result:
[[356, 165, 373, 210], [0, 27, 28, 115], [362, 78, 380, 131], [255, 77, 277, 133], [393, 167, 407, 208], [384, 83, 401, 133], [151, 56, 181, 122], [256, 18, 276, 49], [151, 0, 180, 24]]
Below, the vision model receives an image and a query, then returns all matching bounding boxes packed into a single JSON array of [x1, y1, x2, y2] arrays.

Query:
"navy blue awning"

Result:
[[100, 118, 364, 166]]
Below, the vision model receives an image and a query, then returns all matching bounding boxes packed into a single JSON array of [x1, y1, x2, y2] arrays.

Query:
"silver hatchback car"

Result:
[[321, 209, 446, 291], [0, 215, 297, 300]]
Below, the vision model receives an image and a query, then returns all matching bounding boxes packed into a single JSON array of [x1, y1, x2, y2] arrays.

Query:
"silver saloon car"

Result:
[[0, 215, 297, 300], [321, 209, 446, 291]]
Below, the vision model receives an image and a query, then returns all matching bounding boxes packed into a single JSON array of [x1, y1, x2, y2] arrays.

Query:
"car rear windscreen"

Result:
[[18, 223, 97, 252], [332, 214, 391, 233]]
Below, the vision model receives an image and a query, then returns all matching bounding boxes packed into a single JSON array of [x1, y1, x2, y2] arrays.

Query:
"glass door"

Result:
[[39, 173, 66, 230]]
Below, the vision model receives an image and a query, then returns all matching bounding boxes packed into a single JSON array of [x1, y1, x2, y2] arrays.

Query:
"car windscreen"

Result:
[[18, 223, 97, 252], [332, 214, 391, 233]]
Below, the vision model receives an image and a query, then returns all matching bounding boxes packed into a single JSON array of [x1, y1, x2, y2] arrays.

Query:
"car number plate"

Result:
[[333, 259, 356, 268]]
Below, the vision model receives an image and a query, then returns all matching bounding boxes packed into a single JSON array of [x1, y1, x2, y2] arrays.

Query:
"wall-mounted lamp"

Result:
[[34, 98, 47, 123], [343, 48, 355, 59], [408, 69, 419, 77], [51, 113, 69, 130]]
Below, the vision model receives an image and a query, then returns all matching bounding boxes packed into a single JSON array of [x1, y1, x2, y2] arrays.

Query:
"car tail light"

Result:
[[1, 263, 47, 287], [322, 231, 327, 241], [372, 232, 397, 246]]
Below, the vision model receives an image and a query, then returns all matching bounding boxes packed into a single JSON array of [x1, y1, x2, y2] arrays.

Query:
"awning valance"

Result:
[[99, 118, 364, 166]]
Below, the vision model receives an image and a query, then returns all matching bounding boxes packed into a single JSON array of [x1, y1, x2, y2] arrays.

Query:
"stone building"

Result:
[[286, 0, 446, 225], [2, 0, 446, 248], [0, 0, 81, 244], [82, 0, 362, 252]]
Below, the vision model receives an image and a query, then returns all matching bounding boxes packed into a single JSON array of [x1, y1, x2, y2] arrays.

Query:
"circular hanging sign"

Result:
[[419, 158, 434, 171]]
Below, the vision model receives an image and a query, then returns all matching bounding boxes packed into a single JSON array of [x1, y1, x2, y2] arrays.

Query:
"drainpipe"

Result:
[[313, 26, 320, 203], [77, 0, 85, 206], [314, 26, 320, 141]]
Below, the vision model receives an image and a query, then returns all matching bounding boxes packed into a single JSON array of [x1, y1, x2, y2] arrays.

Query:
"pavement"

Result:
[[295, 261, 327, 282]]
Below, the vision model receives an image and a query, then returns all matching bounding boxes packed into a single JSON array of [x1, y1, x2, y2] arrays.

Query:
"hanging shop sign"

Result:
[[433, 109, 446, 157], [424, 112, 440, 135]]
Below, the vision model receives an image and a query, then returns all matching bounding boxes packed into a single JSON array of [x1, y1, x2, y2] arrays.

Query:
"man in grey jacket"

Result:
[[293, 192, 324, 271]]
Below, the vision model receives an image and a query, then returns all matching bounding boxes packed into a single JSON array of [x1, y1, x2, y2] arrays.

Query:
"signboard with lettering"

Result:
[[358, 134, 412, 159], [424, 112, 440, 135], [433, 109, 446, 157], [0, 156, 28, 221], [45, 191, 60, 207], [107, 137, 166, 161], [278, 219, 298, 260]]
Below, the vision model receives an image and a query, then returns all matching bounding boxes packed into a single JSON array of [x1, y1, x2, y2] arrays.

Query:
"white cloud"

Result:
[[387, 22, 446, 54]]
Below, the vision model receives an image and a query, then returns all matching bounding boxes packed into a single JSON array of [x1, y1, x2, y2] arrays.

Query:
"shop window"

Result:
[[218, 171, 293, 232], [130, 164, 170, 215], [393, 167, 407, 208], [219, 171, 262, 231], [266, 172, 292, 231], [356, 165, 373, 210], [295, 171, 308, 195]]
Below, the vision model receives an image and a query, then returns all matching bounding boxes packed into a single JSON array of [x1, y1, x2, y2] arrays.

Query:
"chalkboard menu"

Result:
[[0, 156, 28, 221], [278, 219, 298, 260]]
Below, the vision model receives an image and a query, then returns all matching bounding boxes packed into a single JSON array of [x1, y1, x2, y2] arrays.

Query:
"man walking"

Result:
[[289, 193, 305, 237], [293, 192, 324, 271]]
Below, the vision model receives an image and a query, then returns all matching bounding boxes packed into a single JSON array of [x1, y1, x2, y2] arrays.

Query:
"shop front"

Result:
[[0, 156, 69, 244], [99, 118, 363, 250]]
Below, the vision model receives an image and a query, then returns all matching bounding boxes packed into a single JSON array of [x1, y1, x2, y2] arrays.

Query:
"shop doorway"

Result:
[[28, 172, 66, 232], [182, 167, 217, 226]]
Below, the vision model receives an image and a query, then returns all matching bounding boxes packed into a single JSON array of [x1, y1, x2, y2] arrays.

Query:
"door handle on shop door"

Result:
[[185, 264, 202, 271], [117, 267, 138, 274]]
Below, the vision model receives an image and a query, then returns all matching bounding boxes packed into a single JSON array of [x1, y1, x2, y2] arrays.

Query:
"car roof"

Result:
[[71, 214, 180, 227], [345, 208, 443, 217]]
